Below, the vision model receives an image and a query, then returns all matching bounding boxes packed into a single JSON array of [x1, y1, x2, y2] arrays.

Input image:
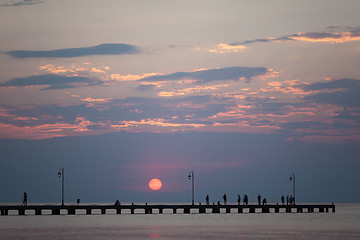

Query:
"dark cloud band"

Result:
[[0, 0, 43, 7], [0, 74, 102, 90], [6, 43, 140, 58], [139, 67, 268, 83]]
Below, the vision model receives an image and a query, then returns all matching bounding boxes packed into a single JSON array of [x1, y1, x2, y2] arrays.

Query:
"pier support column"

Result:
[[159, 208, 163, 214], [1, 209, 8, 215], [145, 208, 152, 214], [226, 208, 231, 214], [238, 207, 243, 213], [116, 208, 121, 214], [19, 209, 25, 215], [274, 207, 279, 213], [101, 208, 106, 214], [184, 208, 190, 214], [53, 209, 60, 215], [212, 207, 220, 213], [319, 208, 324, 213], [262, 207, 269, 213], [86, 209, 91, 215], [131, 208, 134, 214], [297, 208, 303, 213], [249, 207, 255, 213], [199, 207, 206, 214], [68, 209, 75, 215], [286, 207, 291, 213], [35, 209, 42, 215]]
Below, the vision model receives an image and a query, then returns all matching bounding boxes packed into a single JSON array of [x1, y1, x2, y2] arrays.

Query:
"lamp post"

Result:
[[289, 173, 295, 205], [188, 171, 194, 205], [58, 167, 64, 206]]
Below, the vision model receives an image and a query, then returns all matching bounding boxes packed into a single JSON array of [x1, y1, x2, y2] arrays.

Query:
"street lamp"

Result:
[[188, 171, 194, 205], [58, 167, 64, 206], [289, 173, 295, 205]]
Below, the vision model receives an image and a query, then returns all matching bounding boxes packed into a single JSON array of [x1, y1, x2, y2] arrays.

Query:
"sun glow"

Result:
[[149, 178, 162, 191]]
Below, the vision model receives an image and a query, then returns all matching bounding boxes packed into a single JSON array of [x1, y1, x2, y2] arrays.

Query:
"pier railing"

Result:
[[0, 203, 335, 216]]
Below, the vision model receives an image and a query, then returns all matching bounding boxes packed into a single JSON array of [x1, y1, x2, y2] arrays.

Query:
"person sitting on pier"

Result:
[[262, 198, 267, 205], [281, 195, 285, 205], [22, 192, 27, 206], [206, 195, 209, 205], [237, 194, 241, 205], [223, 194, 227, 205], [257, 194, 261, 205], [114, 200, 121, 206]]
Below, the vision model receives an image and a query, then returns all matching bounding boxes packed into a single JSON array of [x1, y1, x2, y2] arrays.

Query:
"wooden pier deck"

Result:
[[0, 203, 335, 215]]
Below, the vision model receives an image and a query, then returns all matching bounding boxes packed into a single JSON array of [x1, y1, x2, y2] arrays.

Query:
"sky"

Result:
[[0, 0, 360, 204]]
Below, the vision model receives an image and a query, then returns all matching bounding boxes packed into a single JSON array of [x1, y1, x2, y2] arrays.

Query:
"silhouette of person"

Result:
[[281, 195, 285, 205], [290, 195, 293, 205], [237, 194, 241, 205], [114, 200, 120, 206], [257, 194, 261, 205], [206, 195, 209, 205], [23, 192, 27, 206], [223, 194, 227, 205], [262, 198, 267, 205], [286, 195, 289, 205], [243, 194, 248, 205]]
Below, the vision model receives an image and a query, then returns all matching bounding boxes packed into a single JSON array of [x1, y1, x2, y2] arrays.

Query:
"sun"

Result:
[[149, 178, 162, 191]]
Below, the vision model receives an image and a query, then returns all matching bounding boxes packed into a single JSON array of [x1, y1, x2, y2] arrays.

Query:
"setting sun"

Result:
[[149, 178, 162, 191]]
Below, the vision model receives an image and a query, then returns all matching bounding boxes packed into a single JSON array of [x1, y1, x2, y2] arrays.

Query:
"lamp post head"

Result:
[[188, 174, 191, 180], [58, 171, 61, 177], [289, 176, 292, 182]]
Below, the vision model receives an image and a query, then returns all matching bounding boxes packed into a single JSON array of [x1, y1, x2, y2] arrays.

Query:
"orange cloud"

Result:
[[111, 118, 205, 131], [209, 43, 246, 53], [158, 84, 228, 97], [293, 32, 360, 43], [111, 72, 159, 81]]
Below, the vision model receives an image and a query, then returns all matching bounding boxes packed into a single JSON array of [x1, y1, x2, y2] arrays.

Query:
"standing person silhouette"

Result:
[[237, 194, 241, 205], [223, 194, 227, 205], [23, 192, 27, 206], [257, 194, 261, 205], [206, 195, 209, 205], [281, 195, 285, 205]]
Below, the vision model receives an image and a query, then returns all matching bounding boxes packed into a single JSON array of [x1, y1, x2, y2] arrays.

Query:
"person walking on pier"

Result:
[[223, 194, 227, 205], [286, 195, 289, 205], [281, 195, 285, 205], [237, 194, 241, 205], [257, 194, 261, 205], [206, 195, 209, 205], [22, 192, 27, 206], [243, 194, 248, 205]]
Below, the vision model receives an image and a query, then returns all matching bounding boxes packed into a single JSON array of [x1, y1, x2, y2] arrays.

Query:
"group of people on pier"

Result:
[[281, 195, 295, 205], [205, 194, 296, 205]]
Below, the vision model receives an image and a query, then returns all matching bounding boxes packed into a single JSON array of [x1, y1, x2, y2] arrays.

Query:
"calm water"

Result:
[[1, 203, 359, 240]]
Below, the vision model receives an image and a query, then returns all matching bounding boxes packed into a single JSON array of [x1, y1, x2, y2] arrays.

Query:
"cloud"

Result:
[[6, 43, 140, 58], [139, 67, 268, 83], [0, 74, 103, 90], [0, 0, 42, 7], [211, 28, 360, 53], [302, 78, 360, 108]]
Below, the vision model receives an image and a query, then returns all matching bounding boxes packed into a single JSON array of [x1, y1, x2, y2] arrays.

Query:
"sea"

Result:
[[0, 203, 359, 240]]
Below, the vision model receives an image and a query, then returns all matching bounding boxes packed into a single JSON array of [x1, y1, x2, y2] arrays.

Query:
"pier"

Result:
[[0, 203, 335, 216]]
